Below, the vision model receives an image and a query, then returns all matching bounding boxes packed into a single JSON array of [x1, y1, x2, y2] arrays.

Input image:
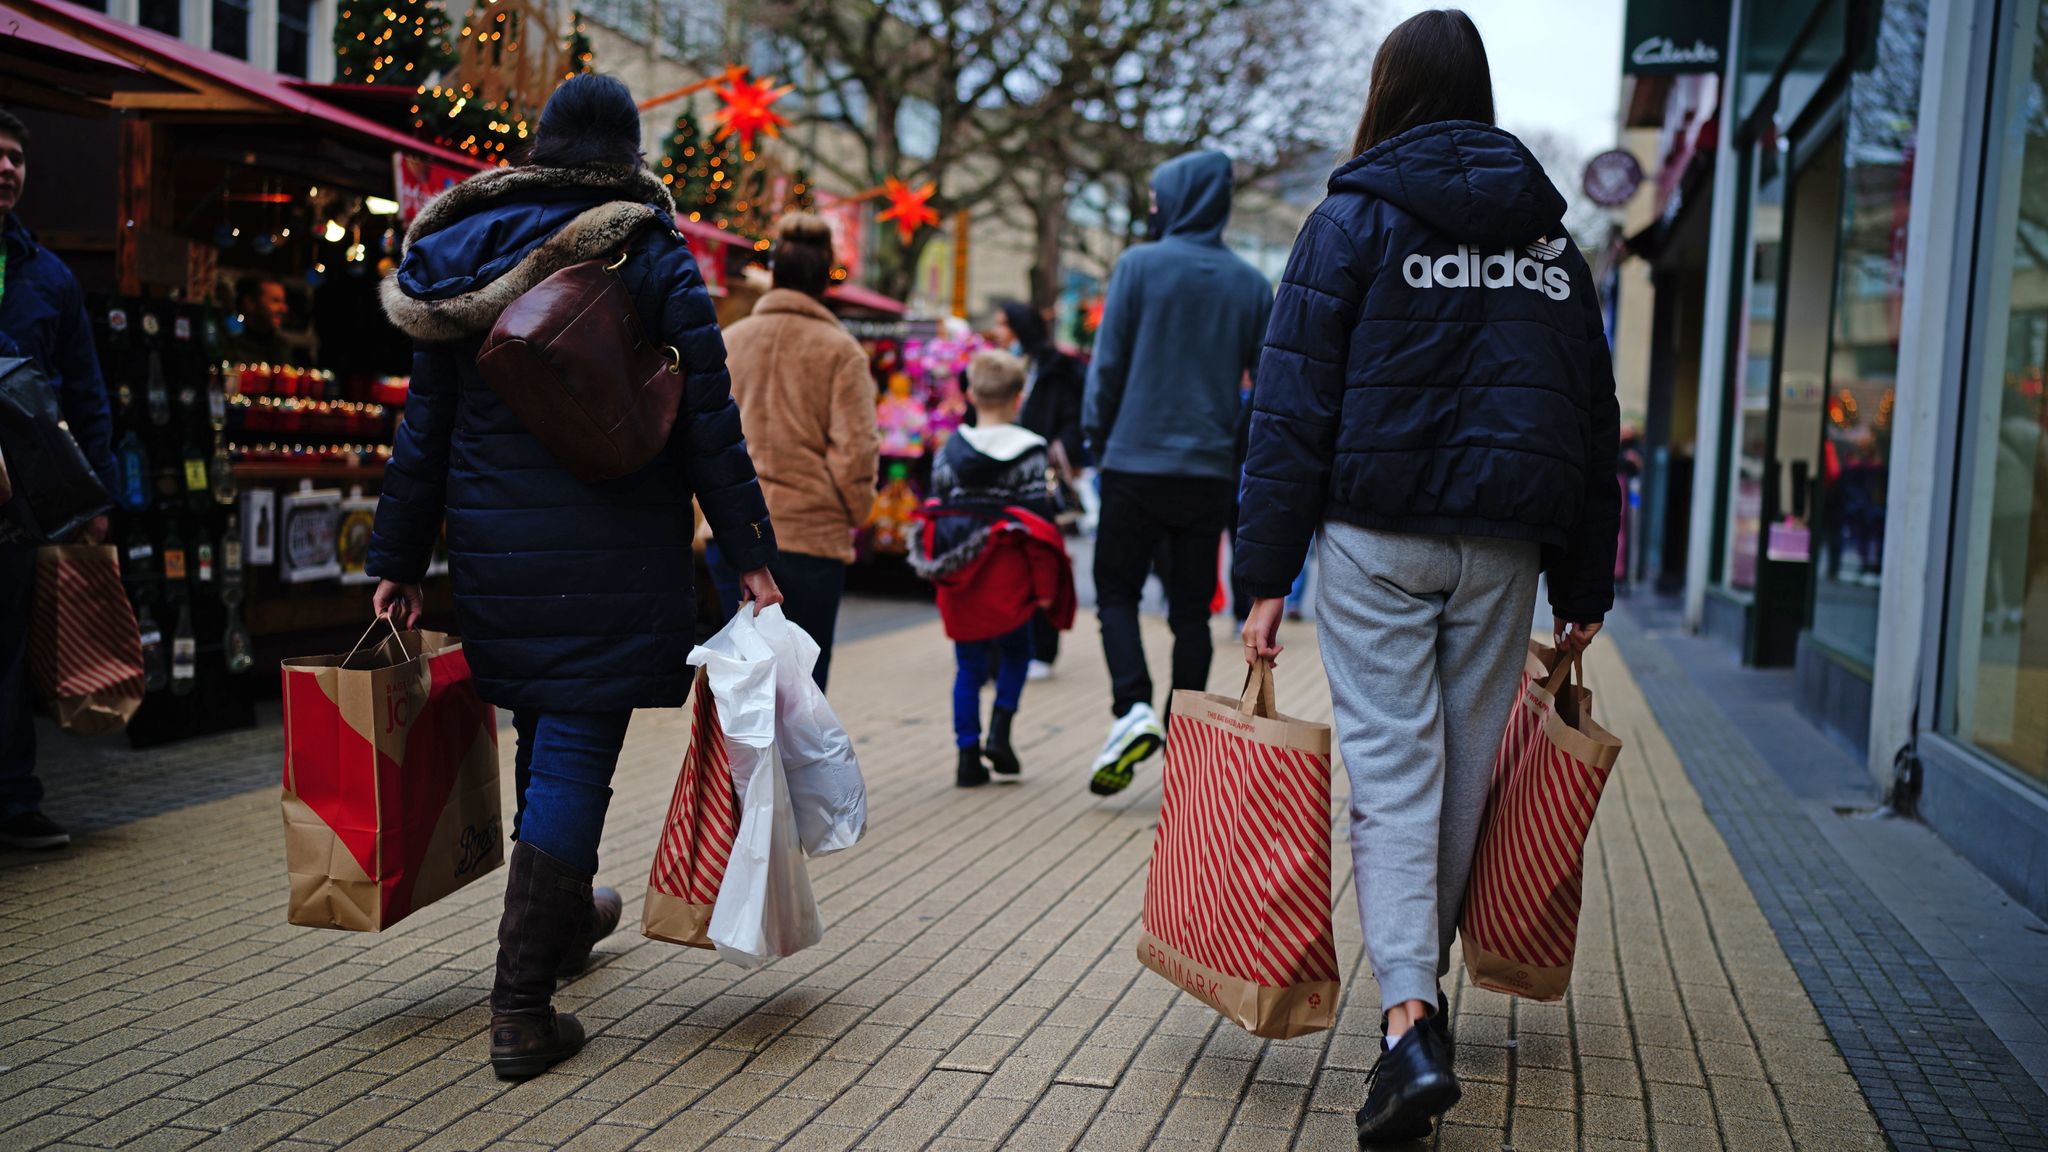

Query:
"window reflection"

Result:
[[1952, 0, 2048, 786]]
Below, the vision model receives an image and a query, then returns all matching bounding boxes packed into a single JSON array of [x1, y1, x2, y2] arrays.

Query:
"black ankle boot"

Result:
[[555, 885, 623, 979], [1356, 1013, 1459, 1144], [957, 746, 989, 787], [984, 708, 1020, 777], [490, 843, 591, 1080]]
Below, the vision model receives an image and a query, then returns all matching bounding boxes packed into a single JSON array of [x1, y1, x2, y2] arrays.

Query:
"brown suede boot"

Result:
[[555, 885, 623, 978], [490, 842, 591, 1080]]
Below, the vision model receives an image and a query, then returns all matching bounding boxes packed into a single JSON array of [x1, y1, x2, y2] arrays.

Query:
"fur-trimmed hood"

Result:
[[380, 164, 676, 343]]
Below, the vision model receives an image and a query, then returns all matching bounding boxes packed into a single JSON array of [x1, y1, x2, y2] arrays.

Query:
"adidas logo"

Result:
[[1401, 242, 1573, 301]]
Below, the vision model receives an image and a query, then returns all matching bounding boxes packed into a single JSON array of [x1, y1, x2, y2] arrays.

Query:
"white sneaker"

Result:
[[1090, 703, 1165, 796], [1027, 660, 1055, 682]]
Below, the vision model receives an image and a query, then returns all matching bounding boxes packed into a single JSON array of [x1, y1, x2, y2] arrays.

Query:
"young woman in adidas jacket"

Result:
[[1234, 11, 1619, 1143]]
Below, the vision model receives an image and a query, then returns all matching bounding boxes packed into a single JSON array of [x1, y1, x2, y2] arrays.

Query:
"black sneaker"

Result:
[[0, 812, 71, 850], [1356, 1014, 1459, 1145]]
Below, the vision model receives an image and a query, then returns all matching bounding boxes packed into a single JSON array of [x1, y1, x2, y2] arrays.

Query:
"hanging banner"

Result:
[[688, 234, 727, 297], [1623, 0, 1730, 74], [392, 155, 471, 227], [820, 199, 864, 284]]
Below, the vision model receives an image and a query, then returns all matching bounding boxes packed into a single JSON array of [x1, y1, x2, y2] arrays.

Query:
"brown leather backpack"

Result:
[[476, 238, 683, 484]]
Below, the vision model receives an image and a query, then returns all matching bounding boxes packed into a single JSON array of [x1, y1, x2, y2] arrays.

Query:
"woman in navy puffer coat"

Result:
[[367, 76, 781, 1082], [1236, 11, 1618, 1143]]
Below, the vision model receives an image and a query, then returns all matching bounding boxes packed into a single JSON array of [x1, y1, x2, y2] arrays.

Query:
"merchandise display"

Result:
[[86, 296, 442, 746], [849, 318, 987, 557]]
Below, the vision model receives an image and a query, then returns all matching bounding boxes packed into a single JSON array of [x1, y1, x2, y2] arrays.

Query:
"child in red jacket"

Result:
[[912, 350, 1075, 786]]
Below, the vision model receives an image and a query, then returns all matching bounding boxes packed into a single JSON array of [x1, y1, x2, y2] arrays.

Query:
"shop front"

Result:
[[1634, 0, 2048, 914], [4, 0, 481, 744]]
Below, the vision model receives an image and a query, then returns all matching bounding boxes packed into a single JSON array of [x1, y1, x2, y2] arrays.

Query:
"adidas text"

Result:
[[1402, 244, 1572, 302]]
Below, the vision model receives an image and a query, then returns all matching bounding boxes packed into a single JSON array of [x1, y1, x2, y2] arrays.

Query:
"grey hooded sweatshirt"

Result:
[[1082, 151, 1274, 480]]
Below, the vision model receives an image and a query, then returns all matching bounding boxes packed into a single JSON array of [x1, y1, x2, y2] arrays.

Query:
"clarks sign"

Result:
[[1623, 0, 1730, 75]]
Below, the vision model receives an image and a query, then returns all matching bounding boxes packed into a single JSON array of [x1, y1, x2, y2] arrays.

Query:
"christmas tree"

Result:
[[660, 102, 740, 223], [411, 0, 591, 161], [335, 0, 456, 85]]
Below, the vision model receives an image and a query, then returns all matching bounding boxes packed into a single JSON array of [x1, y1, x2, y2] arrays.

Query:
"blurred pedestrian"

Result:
[[368, 74, 783, 1081], [714, 213, 879, 691], [1082, 150, 1272, 796], [0, 106, 117, 852], [910, 350, 1073, 787], [992, 299, 1084, 679], [1236, 10, 1618, 1143]]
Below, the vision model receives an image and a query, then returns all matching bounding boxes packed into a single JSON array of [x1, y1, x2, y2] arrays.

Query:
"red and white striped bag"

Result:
[[1461, 642, 1624, 1001], [642, 666, 741, 948], [28, 545, 145, 736], [1138, 662, 1339, 1039]]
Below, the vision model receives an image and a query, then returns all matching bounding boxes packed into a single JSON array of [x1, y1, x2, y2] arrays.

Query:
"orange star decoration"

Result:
[[711, 68, 792, 152], [876, 178, 940, 245]]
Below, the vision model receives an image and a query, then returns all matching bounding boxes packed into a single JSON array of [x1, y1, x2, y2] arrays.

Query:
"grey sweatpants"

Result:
[[1315, 524, 1540, 1013]]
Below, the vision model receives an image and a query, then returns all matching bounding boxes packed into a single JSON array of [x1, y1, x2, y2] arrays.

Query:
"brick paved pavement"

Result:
[[0, 616, 1889, 1149]]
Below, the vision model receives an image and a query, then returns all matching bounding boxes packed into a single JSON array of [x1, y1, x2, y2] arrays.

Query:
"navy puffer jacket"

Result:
[[1235, 121, 1619, 622], [367, 164, 775, 711]]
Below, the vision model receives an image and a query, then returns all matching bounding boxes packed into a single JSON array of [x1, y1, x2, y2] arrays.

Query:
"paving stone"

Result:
[[0, 616, 1906, 1152]]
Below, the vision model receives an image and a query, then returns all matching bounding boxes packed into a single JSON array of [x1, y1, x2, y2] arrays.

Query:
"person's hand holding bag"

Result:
[[739, 567, 784, 614], [1242, 597, 1287, 666]]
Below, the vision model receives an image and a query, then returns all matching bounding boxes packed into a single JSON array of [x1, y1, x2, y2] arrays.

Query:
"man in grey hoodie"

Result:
[[1082, 150, 1273, 796]]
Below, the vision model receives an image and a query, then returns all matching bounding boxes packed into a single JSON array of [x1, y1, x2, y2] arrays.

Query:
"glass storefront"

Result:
[[1811, 0, 1929, 666], [1723, 140, 1784, 593], [1948, 0, 2048, 788]]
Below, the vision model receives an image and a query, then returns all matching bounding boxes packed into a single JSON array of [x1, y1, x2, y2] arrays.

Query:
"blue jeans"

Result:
[[510, 709, 632, 876], [707, 545, 846, 692], [0, 547, 40, 821], [954, 625, 1031, 749]]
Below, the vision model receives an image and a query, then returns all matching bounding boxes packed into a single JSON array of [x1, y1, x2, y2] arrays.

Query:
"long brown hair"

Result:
[[1350, 9, 1496, 157]]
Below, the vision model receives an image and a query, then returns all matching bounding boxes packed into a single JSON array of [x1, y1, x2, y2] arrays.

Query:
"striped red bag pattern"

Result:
[[1138, 662, 1339, 1039], [28, 545, 145, 735], [1460, 642, 1624, 1001], [642, 667, 740, 948]]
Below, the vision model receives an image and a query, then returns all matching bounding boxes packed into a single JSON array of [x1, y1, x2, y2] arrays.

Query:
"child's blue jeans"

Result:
[[954, 625, 1032, 748], [511, 709, 633, 876]]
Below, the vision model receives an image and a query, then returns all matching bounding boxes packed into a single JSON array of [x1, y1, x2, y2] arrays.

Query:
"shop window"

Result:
[[1811, 0, 1928, 666], [277, 0, 313, 78], [1723, 141, 1785, 593], [137, 0, 180, 36], [212, 0, 251, 60], [62, 0, 110, 11], [1948, 0, 2048, 787]]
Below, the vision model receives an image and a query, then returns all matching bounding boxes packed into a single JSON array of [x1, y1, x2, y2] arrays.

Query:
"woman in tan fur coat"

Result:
[[713, 215, 879, 690]]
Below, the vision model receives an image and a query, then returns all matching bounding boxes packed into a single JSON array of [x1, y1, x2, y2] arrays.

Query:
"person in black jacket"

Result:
[[367, 75, 783, 1082], [993, 299, 1083, 675], [0, 107, 116, 852], [1235, 12, 1618, 1143]]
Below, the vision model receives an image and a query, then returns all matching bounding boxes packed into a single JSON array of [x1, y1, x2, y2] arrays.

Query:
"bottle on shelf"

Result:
[[122, 519, 156, 590], [114, 427, 150, 512], [145, 350, 171, 428], [136, 599, 167, 693], [221, 513, 253, 675], [170, 603, 196, 696], [161, 516, 187, 597]]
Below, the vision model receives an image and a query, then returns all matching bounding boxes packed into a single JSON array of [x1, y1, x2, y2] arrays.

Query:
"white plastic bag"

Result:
[[691, 609, 823, 966], [747, 606, 867, 856]]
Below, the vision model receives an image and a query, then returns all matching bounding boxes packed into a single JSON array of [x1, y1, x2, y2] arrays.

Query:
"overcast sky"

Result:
[[1375, 0, 1627, 160]]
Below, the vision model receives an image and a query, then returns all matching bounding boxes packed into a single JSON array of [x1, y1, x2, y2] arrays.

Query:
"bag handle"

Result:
[[1543, 649, 1587, 725], [347, 615, 411, 663], [1238, 658, 1278, 719]]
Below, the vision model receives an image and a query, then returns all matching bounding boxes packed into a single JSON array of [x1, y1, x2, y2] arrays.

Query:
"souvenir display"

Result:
[[280, 486, 344, 584]]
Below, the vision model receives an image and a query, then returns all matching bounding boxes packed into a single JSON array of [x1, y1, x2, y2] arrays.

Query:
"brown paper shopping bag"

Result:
[[280, 620, 503, 931], [1138, 661, 1340, 1039], [27, 545, 145, 735], [643, 667, 740, 948], [1460, 642, 1624, 1000]]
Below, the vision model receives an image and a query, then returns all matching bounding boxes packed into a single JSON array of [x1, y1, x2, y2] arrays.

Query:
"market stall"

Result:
[[4, 0, 479, 744]]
